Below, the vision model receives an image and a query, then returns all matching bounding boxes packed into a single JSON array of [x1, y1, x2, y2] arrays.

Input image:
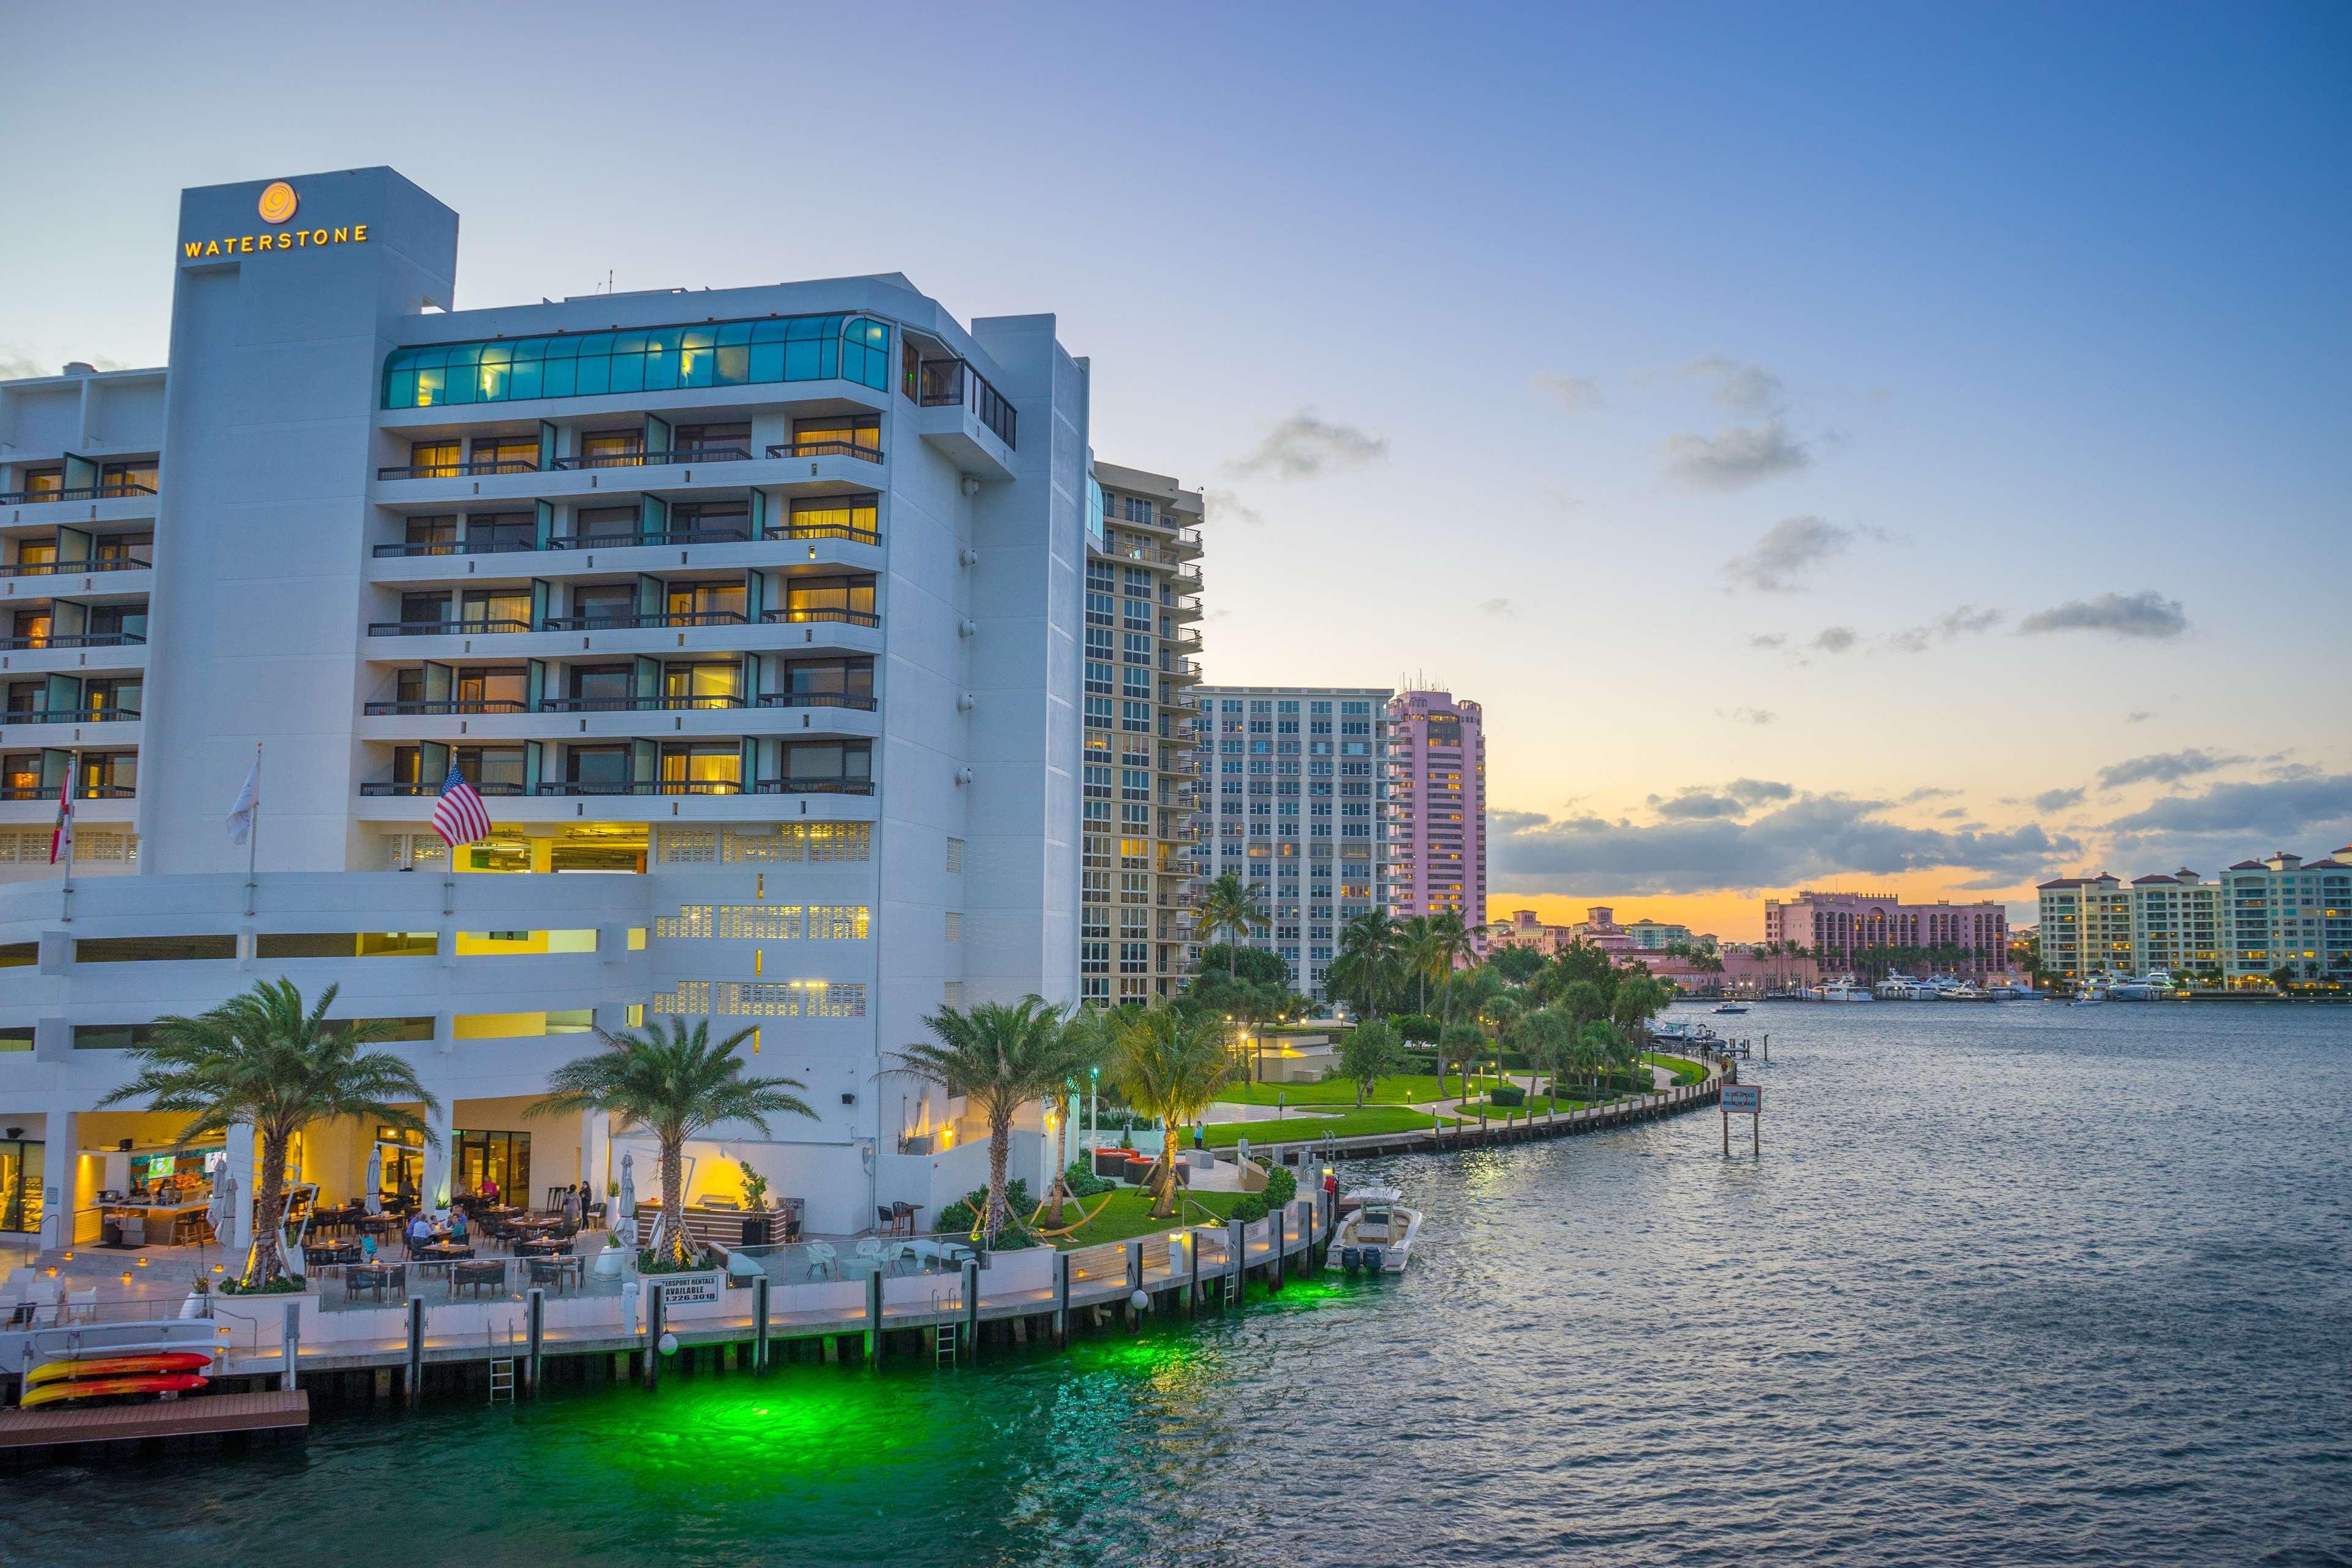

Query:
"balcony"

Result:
[[765, 523, 881, 547], [360, 780, 529, 797], [0, 482, 157, 505], [535, 695, 748, 713], [1, 784, 135, 801], [762, 608, 880, 628], [757, 693, 878, 711], [535, 780, 747, 797], [540, 610, 748, 632], [753, 777, 875, 796], [0, 632, 146, 651], [368, 619, 532, 638], [549, 526, 754, 551], [766, 440, 883, 465], [376, 459, 540, 481], [5, 707, 141, 725], [552, 446, 752, 472], [360, 699, 530, 717], [916, 358, 1018, 450], [372, 538, 542, 559], [1169, 526, 1204, 559], [0, 556, 150, 579]]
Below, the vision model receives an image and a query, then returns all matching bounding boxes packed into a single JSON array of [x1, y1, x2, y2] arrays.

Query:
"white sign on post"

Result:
[[1722, 1084, 1762, 1114]]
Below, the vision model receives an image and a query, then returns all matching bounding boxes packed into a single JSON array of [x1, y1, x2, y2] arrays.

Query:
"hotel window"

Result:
[[99, 461, 158, 496], [401, 514, 458, 554], [467, 435, 538, 473], [674, 422, 752, 458], [407, 442, 461, 478], [667, 581, 746, 623], [670, 501, 751, 541], [785, 494, 880, 542], [574, 505, 638, 546], [778, 657, 873, 704], [659, 744, 742, 793], [576, 429, 645, 467], [17, 469, 62, 499], [792, 416, 881, 458], [383, 315, 892, 407], [778, 741, 871, 789], [663, 662, 744, 706], [781, 575, 877, 623]]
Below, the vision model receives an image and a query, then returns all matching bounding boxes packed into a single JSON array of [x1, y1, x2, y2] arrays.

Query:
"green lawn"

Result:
[[1199, 1104, 1458, 1148], [1049, 1186, 1242, 1250], [1216, 1072, 1506, 1107], [1645, 1053, 1708, 1085], [1453, 1094, 1588, 1118]]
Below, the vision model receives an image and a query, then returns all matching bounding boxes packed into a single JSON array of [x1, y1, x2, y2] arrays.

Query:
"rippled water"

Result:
[[6, 1003, 2349, 1566]]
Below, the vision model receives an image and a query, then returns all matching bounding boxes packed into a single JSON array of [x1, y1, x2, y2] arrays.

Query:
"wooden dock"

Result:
[[0, 1390, 308, 1466]]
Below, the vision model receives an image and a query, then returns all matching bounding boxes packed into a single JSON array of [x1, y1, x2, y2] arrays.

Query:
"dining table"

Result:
[[344, 1263, 400, 1303]]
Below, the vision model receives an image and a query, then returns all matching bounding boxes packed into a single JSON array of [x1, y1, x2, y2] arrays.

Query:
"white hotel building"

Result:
[[0, 167, 1086, 1250]]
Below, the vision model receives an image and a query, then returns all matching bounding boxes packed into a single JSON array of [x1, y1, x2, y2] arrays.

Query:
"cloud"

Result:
[[2032, 787, 2087, 813], [1902, 787, 1960, 804], [1722, 516, 1879, 592], [1660, 420, 1809, 490], [1811, 626, 1858, 654], [1529, 372, 1605, 413], [0, 350, 44, 381], [1728, 778, 1795, 803], [1883, 605, 2003, 654], [1477, 598, 1518, 620], [1746, 633, 1787, 650], [1681, 355, 1786, 415], [1719, 707, 1777, 725], [2105, 773, 2352, 836], [1204, 488, 1264, 527], [2018, 589, 2189, 641], [1938, 808, 1970, 820], [2095, 748, 2245, 790], [1649, 791, 1745, 820], [1491, 793, 2078, 896], [1227, 413, 1387, 480], [2126, 709, 2155, 724]]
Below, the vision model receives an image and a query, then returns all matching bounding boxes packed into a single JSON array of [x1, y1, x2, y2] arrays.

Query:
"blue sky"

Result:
[[5, 1, 2345, 935]]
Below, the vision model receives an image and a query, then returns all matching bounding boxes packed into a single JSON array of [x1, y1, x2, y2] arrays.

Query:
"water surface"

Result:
[[6, 1003, 2348, 1566]]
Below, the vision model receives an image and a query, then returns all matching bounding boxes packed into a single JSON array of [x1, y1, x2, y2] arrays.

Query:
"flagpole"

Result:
[[243, 742, 262, 917], [60, 748, 78, 925]]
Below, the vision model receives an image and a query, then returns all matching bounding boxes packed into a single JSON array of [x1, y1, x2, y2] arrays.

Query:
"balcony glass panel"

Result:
[[382, 314, 892, 408]]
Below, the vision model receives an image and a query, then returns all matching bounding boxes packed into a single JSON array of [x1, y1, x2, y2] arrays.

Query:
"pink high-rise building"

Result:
[[1388, 690, 1486, 949]]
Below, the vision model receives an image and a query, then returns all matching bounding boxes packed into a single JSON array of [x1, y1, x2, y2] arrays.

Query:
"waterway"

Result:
[[6, 1003, 2348, 1566]]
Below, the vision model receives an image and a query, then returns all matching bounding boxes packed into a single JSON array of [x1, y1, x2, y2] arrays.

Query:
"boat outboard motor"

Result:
[[1340, 1245, 1361, 1275], [1362, 1246, 1384, 1274]]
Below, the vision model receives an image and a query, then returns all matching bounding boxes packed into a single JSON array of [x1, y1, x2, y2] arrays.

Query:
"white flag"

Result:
[[227, 751, 260, 846]]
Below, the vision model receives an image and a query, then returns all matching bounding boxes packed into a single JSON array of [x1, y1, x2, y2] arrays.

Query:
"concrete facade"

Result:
[[1386, 689, 1485, 949], [0, 167, 1084, 1246]]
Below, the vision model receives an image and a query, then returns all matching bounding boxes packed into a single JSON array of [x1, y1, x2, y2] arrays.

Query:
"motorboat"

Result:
[[1817, 978, 1876, 1003], [1874, 973, 1941, 1001], [2108, 970, 2176, 1001], [1935, 981, 1984, 1001], [2070, 974, 2112, 1006], [1329, 1186, 1420, 1274], [1712, 1001, 1751, 1014]]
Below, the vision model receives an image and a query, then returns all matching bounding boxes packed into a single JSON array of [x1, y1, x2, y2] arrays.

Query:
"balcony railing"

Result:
[[540, 609, 748, 631], [765, 524, 881, 546], [535, 780, 745, 797], [766, 440, 884, 464], [0, 556, 150, 578], [4, 707, 142, 725], [536, 695, 747, 712], [0, 482, 157, 505], [2, 784, 135, 801], [754, 777, 875, 796], [372, 538, 540, 559], [551, 446, 752, 471], [761, 608, 879, 628], [376, 459, 540, 480], [367, 619, 532, 637], [548, 526, 753, 550], [360, 699, 530, 716], [0, 632, 147, 651], [359, 780, 529, 797], [756, 692, 878, 711], [916, 358, 1018, 449]]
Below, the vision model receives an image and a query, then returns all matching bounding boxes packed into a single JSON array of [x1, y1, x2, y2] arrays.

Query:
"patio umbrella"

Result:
[[363, 1146, 383, 1216], [205, 1159, 239, 1251], [616, 1153, 638, 1245]]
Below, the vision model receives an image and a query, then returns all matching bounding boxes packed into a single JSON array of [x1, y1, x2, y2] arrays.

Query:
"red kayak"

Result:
[[19, 1373, 208, 1409], [26, 1352, 216, 1388]]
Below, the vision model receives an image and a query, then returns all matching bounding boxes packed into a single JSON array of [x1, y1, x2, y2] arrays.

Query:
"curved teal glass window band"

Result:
[[382, 314, 894, 409]]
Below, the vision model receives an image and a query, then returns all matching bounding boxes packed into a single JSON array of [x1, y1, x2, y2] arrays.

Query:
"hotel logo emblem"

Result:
[[257, 181, 299, 225]]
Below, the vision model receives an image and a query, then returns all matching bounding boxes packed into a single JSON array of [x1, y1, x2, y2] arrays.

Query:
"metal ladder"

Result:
[[488, 1357, 516, 1405], [933, 1321, 958, 1366], [1223, 1246, 1241, 1308]]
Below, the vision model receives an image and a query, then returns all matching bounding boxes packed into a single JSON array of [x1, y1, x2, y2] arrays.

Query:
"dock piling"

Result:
[[404, 1298, 424, 1409], [526, 1287, 544, 1398], [752, 1273, 770, 1374]]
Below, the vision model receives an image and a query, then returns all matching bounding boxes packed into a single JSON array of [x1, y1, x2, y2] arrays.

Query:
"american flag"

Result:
[[429, 764, 492, 849]]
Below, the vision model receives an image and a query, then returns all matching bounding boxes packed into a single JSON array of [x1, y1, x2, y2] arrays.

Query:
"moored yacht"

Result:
[[2108, 970, 2176, 1000], [1330, 1186, 1420, 1274], [1817, 977, 1876, 1002]]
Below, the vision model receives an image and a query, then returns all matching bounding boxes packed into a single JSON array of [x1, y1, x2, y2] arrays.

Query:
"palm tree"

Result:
[[1196, 873, 1268, 986], [1518, 1006, 1574, 1111], [1331, 908, 1404, 1017], [1428, 913, 1482, 1022], [888, 997, 1091, 1245], [99, 978, 439, 1291], [1611, 973, 1672, 1047], [537, 1018, 815, 1267], [1107, 1005, 1231, 1218]]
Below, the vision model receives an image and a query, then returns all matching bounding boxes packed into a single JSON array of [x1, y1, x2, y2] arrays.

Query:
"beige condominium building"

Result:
[[2040, 849, 2351, 987], [1080, 464, 1206, 1003]]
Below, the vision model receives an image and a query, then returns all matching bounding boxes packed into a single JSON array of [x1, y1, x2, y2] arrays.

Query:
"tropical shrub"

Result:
[[1262, 1166, 1298, 1207], [938, 1178, 1035, 1237], [1061, 1161, 1113, 1199], [1490, 1083, 1526, 1107]]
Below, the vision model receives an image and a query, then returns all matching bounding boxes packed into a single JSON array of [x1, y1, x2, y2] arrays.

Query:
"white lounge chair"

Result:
[[65, 1286, 98, 1323]]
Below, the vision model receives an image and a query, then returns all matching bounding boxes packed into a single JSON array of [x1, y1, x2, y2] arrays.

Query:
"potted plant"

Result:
[[595, 1231, 626, 1278]]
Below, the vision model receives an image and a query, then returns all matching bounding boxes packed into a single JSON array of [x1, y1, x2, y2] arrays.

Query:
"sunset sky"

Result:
[[4, 4, 2345, 943]]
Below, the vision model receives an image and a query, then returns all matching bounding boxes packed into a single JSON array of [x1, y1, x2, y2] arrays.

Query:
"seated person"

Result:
[[446, 1210, 469, 1243]]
